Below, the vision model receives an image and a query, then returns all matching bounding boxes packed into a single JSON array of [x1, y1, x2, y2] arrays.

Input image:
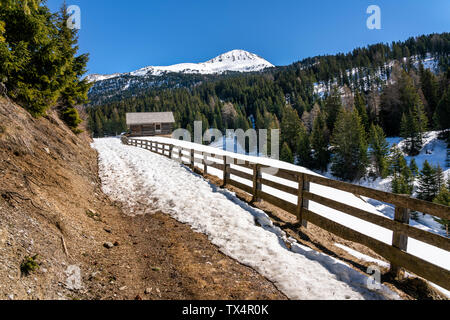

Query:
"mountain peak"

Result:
[[87, 50, 274, 82]]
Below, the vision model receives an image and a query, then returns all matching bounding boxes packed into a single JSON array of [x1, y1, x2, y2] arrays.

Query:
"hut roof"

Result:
[[126, 112, 175, 125]]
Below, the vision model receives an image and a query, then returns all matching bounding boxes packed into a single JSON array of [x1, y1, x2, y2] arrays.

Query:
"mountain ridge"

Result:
[[86, 49, 274, 83]]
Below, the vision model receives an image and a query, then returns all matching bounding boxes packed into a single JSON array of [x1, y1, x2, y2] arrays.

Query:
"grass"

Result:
[[20, 255, 40, 276]]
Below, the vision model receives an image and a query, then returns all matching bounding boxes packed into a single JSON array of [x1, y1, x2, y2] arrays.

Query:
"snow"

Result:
[[387, 131, 449, 171], [132, 136, 449, 285], [334, 243, 390, 269], [93, 137, 400, 300], [86, 50, 274, 83]]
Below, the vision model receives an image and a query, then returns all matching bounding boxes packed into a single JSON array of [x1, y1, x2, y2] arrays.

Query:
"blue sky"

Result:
[[46, 0, 450, 75]]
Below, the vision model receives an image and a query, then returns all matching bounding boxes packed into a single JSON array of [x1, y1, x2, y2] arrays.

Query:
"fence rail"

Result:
[[121, 136, 450, 290]]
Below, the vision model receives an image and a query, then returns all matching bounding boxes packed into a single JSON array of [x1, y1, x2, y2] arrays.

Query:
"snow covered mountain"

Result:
[[86, 50, 274, 83]]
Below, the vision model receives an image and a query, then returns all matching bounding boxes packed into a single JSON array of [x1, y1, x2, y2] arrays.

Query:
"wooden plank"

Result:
[[303, 191, 450, 251], [232, 160, 254, 170], [261, 178, 298, 196], [228, 179, 253, 194], [256, 190, 297, 215], [302, 208, 450, 291], [306, 174, 450, 220], [262, 167, 299, 183], [209, 162, 225, 171], [229, 168, 253, 181]]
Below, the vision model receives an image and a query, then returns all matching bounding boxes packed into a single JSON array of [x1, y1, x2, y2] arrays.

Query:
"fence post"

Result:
[[251, 164, 262, 203], [190, 149, 195, 170], [169, 145, 173, 159], [203, 153, 208, 176], [222, 156, 230, 187], [178, 147, 182, 164], [390, 202, 411, 279], [296, 174, 308, 228]]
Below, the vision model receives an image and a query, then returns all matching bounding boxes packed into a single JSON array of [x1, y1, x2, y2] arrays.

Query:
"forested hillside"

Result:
[[87, 33, 450, 187]]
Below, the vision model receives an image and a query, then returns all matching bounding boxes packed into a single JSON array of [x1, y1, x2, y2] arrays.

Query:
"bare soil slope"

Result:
[[0, 97, 285, 300]]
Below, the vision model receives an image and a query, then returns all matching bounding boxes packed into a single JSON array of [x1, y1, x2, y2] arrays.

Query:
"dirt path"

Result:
[[77, 209, 286, 300]]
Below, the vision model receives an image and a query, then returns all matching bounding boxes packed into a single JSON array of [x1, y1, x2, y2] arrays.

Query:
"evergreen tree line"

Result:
[[0, 0, 90, 131], [87, 33, 450, 231], [88, 61, 449, 179]]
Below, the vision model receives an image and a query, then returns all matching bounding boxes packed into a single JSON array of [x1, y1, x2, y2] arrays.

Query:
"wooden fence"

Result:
[[121, 136, 450, 290]]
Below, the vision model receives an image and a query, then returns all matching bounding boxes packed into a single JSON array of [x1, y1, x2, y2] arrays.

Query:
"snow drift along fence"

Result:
[[122, 136, 450, 290]]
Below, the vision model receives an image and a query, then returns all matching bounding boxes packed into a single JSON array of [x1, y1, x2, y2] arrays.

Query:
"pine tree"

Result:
[[433, 185, 450, 236], [400, 104, 428, 156], [433, 86, 450, 131], [296, 125, 312, 167], [434, 164, 445, 191], [280, 142, 294, 164], [389, 145, 413, 195], [409, 158, 419, 176], [354, 91, 369, 132], [310, 111, 330, 172], [324, 88, 343, 133], [419, 65, 439, 120], [331, 109, 368, 181], [0, 1, 90, 127], [368, 124, 389, 178], [416, 160, 439, 201], [280, 105, 303, 153], [391, 168, 414, 195]]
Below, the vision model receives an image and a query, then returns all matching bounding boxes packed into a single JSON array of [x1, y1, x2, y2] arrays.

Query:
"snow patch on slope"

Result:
[[93, 137, 399, 300], [86, 50, 274, 82]]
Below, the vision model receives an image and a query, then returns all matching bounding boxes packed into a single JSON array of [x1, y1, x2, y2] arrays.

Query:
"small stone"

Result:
[[135, 295, 142, 300], [144, 288, 152, 294], [119, 286, 127, 291], [8, 294, 14, 300], [103, 242, 114, 249], [113, 241, 120, 247], [104, 228, 112, 234], [151, 266, 161, 272]]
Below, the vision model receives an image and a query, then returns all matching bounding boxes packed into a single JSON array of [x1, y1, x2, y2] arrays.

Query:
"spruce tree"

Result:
[[280, 142, 294, 164], [296, 125, 312, 167], [310, 111, 330, 172], [368, 124, 389, 178], [389, 145, 413, 195], [324, 88, 343, 133], [433, 86, 450, 131], [409, 158, 419, 176], [416, 160, 438, 201], [400, 104, 428, 156], [434, 164, 445, 191], [354, 91, 369, 132], [280, 105, 302, 153], [331, 109, 368, 181], [433, 185, 450, 236]]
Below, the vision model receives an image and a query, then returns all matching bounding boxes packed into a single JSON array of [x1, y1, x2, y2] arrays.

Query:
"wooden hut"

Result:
[[126, 112, 175, 137]]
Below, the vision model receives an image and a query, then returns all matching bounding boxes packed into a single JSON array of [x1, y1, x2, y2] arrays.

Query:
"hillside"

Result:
[[86, 50, 274, 105], [0, 98, 287, 300]]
